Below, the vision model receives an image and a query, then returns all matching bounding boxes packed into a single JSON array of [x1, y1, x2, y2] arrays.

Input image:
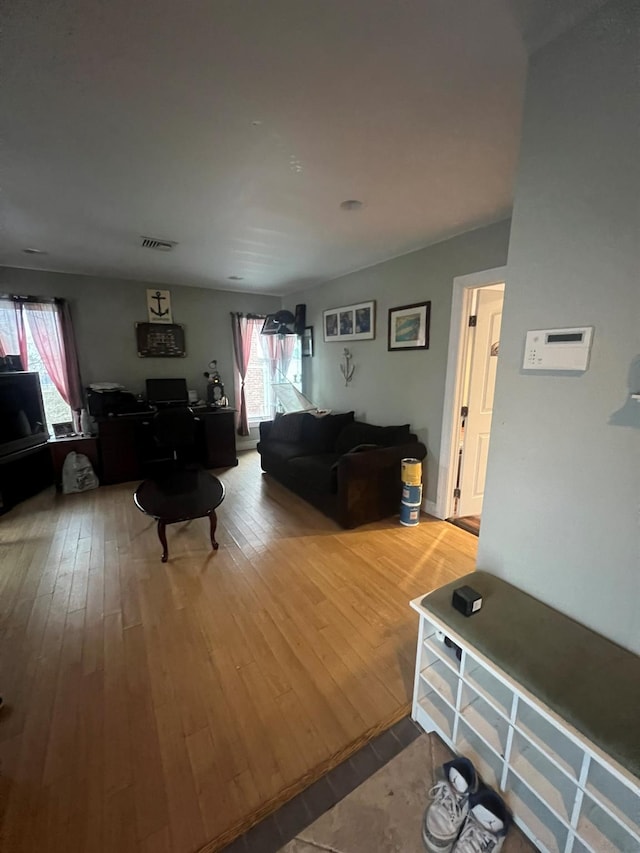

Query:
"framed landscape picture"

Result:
[[323, 301, 375, 342], [388, 301, 431, 351]]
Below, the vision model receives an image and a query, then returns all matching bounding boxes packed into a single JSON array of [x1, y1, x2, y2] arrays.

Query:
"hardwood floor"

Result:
[[0, 451, 477, 853]]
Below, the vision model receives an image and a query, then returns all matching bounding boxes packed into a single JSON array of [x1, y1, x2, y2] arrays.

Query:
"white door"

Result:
[[458, 287, 504, 517]]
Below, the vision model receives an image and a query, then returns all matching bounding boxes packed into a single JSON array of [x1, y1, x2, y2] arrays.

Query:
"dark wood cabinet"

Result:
[[201, 409, 237, 469], [98, 408, 238, 485], [99, 415, 149, 484], [0, 443, 52, 513]]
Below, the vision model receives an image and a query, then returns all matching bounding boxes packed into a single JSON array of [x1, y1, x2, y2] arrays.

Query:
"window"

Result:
[[0, 296, 79, 432], [241, 319, 303, 424], [285, 336, 302, 392], [244, 319, 273, 423]]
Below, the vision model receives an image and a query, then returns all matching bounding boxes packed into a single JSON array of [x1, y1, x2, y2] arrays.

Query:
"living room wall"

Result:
[[286, 220, 511, 506], [0, 266, 280, 405], [478, 0, 640, 653]]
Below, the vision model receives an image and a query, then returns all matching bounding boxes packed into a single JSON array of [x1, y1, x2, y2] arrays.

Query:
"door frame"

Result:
[[433, 266, 507, 520]]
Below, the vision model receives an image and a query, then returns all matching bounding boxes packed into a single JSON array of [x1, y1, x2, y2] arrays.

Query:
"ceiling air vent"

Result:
[[140, 236, 177, 252]]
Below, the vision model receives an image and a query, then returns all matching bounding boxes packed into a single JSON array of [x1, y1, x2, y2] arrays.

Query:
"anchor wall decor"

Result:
[[147, 289, 173, 324], [340, 348, 355, 386]]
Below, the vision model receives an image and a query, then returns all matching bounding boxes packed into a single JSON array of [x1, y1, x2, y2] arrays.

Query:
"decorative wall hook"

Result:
[[340, 348, 355, 386]]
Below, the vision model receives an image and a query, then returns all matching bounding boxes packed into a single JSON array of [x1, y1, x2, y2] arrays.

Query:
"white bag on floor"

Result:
[[62, 451, 99, 494]]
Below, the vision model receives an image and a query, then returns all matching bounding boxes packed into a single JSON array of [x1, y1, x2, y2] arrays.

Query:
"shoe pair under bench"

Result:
[[423, 757, 512, 853]]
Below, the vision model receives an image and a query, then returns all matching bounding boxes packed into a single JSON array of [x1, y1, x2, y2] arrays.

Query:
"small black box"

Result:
[[452, 585, 483, 617]]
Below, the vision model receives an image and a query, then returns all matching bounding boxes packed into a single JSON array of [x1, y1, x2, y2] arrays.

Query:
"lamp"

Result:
[[261, 310, 296, 336]]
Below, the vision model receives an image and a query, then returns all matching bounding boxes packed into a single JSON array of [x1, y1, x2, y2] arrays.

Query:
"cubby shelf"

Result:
[[410, 600, 640, 853]]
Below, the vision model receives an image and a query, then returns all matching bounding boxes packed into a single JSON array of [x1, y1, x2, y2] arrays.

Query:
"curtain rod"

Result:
[[229, 311, 266, 320], [0, 293, 62, 305]]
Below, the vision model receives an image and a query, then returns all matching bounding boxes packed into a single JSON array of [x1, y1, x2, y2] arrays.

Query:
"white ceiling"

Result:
[[0, 1, 603, 295]]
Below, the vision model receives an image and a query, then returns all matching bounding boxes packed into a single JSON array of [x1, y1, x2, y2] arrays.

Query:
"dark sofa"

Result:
[[257, 411, 427, 528]]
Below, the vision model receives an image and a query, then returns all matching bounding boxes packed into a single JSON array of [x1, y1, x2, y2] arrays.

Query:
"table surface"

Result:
[[134, 468, 225, 523], [48, 435, 97, 444]]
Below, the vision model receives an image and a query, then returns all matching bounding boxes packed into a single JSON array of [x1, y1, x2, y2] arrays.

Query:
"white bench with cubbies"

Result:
[[411, 596, 640, 853]]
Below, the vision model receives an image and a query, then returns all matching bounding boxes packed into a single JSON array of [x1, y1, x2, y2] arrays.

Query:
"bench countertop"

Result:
[[413, 570, 640, 781]]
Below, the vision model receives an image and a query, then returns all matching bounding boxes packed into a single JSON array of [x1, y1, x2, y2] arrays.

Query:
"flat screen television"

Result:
[[145, 377, 188, 406], [0, 372, 49, 458]]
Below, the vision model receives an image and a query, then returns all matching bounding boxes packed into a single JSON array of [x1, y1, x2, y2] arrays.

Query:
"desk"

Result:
[[99, 408, 237, 485]]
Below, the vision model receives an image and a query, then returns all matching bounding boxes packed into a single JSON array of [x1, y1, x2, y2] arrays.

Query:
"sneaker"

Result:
[[422, 757, 479, 852], [452, 788, 512, 853]]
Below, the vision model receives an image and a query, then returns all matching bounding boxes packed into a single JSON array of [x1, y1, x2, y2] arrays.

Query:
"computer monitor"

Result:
[[146, 378, 189, 406]]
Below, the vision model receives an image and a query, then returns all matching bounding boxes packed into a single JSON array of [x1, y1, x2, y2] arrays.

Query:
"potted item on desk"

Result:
[[203, 360, 228, 407]]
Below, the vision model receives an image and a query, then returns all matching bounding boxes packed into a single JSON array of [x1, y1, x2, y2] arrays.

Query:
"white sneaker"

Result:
[[452, 789, 512, 853], [422, 758, 479, 852]]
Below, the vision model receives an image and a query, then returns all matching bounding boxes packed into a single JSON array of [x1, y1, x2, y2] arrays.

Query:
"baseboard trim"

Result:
[[236, 438, 258, 451]]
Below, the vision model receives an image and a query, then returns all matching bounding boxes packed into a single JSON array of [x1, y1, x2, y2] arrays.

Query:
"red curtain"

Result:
[[279, 335, 296, 379], [262, 334, 279, 381], [23, 302, 70, 404], [230, 313, 254, 436], [0, 299, 28, 369], [57, 301, 84, 411], [261, 334, 296, 382], [0, 298, 83, 411]]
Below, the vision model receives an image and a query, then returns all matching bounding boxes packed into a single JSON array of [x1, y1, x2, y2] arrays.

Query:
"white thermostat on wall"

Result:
[[523, 326, 594, 371]]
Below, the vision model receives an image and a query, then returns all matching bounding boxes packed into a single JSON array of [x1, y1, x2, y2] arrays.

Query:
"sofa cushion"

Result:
[[300, 411, 355, 453], [258, 440, 308, 463], [335, 422, 412, 454], [269, 412, 306, 442], [287, 453, 341, 493]]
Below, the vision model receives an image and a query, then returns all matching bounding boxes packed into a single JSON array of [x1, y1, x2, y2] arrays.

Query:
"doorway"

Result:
[[435, 267, 506, 529]]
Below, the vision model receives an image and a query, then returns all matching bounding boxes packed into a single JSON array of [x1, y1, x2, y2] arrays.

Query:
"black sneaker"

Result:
[[452, 788, 512, 853]]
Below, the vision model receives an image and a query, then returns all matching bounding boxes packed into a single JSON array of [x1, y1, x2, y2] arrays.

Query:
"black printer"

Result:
[[86, 387, 143, 417]]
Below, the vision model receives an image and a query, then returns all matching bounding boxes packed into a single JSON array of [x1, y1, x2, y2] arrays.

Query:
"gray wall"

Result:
[[0, 267, 280, 406], [287, 220, 511, 504], [478, 1, 640, 653]]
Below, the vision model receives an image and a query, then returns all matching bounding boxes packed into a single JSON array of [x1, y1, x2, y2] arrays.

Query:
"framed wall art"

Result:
[[388, 301, 431, 351], [323, 301, 375, 342], [52, 421, 76, 438], [146, 289, 173, 324], [136, 322, 186, 357]]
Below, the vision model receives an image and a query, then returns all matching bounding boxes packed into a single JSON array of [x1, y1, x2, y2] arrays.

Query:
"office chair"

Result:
[[135, 406, 225, 560], [147, 406, 199, 475], [154, 406, 197, 454]]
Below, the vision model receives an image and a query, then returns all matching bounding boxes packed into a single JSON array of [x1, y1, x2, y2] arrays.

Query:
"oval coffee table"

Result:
[[134, 468, 225, 562]]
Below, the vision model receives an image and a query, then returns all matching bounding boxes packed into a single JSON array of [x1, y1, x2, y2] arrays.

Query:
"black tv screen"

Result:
[[0, 372, 48, 457], [146, 377, 188, 405]]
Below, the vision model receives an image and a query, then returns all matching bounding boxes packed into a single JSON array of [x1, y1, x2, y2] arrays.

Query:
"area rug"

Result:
[[221, 724, 536, 852], [279, 733, 535, 853], [447, 515, 481, 536]]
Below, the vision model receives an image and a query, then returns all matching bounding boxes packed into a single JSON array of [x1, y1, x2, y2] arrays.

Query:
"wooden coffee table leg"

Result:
[[209, 511, 219, 551], [157, 521, 169, 562]]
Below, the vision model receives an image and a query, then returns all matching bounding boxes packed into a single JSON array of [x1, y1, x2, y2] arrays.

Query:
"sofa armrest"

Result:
[[334, 442, 427, 527], [259, 420, 274, 442]]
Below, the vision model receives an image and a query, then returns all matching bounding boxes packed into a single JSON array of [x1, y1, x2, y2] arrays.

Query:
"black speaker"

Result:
[[294, 304, 306, 336], [452, 585, 483, 616]]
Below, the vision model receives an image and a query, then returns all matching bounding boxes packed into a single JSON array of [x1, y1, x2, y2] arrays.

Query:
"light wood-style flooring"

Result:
[[0, 451, 477, 853]]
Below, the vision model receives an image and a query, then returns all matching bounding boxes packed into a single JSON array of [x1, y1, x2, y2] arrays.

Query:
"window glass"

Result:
[[244, 320, 272, 422], [241, 320, 303, 422]]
